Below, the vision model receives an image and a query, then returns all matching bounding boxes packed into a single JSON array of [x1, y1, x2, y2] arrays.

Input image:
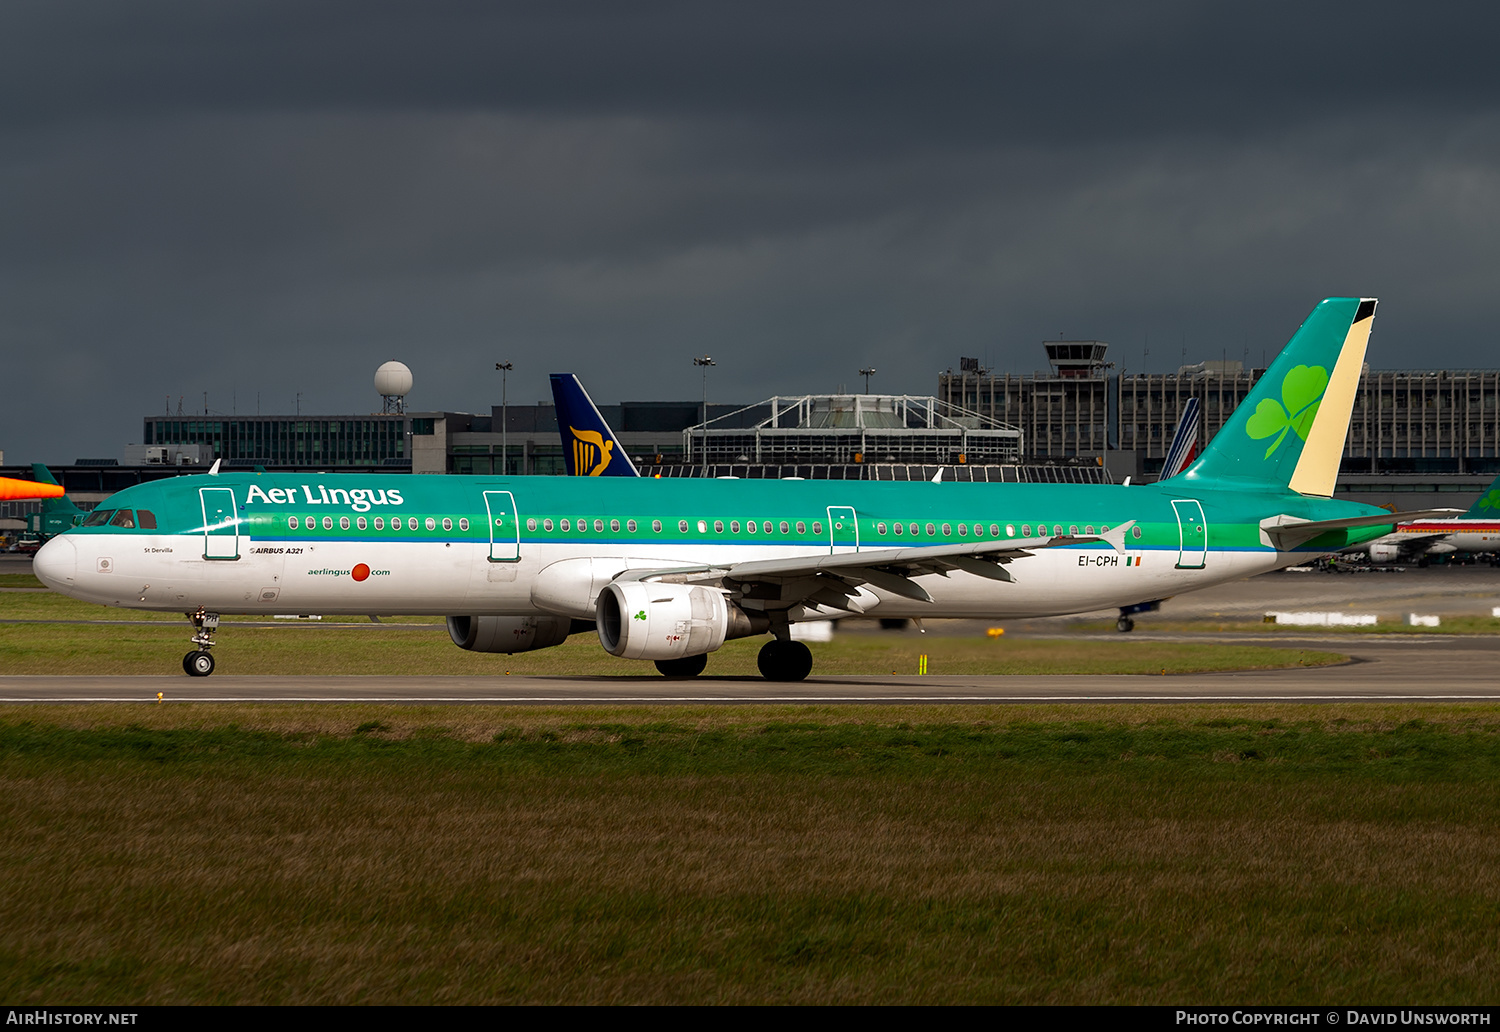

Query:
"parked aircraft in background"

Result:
[[3, 465, 84, 553], [34, 298, 1455, 681], [1356, 474, 1500, 564]]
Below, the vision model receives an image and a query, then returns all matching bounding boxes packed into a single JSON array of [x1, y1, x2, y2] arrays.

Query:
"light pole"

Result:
[[495, 361, 512, 475], [859, 367, 876, 393], [693, 355, 715, 475]]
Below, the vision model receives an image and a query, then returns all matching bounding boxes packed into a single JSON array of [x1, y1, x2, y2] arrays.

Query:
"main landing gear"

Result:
[[183, 607, 220, 677], [655, 654, 708, 679], [757, 639, 812, 682]]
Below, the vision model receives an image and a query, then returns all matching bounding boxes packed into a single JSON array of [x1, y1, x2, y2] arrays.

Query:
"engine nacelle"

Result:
[[1367, 543, 1403, 564], [446, 614, 575, 654], [596, 581, 766, 661]]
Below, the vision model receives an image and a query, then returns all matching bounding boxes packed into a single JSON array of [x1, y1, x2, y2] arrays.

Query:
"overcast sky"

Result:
[[5, 1, 1500, 463]]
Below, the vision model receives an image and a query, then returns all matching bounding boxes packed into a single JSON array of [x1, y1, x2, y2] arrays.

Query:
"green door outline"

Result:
[[483, 490, 520, 562], [827, 506, 858, 553], [1171, 499, 1207, 569], [199, 487, 239, 560]]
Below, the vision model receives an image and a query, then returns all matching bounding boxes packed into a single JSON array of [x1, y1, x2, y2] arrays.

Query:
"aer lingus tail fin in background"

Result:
[[1460, 471, 1500, 518], [1181, 297, 1375, 496]]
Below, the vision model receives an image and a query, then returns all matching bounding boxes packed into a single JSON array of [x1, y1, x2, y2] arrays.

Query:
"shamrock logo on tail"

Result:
[[1245, 364, 1329, 458], [1475, 489, 1500, 513]]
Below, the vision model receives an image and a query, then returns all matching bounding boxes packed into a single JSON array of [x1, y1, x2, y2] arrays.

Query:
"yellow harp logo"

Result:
[[570, 427, 614, 476]]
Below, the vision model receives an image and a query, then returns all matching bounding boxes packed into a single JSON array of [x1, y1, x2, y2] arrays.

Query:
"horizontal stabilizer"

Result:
[[1260, 509, 1461, 550]]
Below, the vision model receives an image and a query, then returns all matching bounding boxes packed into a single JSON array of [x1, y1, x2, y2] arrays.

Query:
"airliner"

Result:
[[33, 298, 1452, 680], [1356, 478, 1500, 564]]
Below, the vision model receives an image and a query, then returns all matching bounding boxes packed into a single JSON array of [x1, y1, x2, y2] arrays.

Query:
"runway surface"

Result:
[[5, 559, 1500, 704], [2, 633, 1498, 704]]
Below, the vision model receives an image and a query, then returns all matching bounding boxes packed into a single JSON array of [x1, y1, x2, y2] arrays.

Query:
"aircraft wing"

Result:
[[618, 522, 1135, 609], [1260, 509, 1462, 550]]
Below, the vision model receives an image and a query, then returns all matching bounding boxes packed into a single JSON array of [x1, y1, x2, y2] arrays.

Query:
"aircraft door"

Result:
[[1171, 499, 1207, 569], [199, 487, 239, 560], [827, 506, 859, 554], [484, 490, 521, 562]]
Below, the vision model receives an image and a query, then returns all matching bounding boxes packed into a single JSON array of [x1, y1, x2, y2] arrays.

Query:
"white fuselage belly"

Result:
[[54, 531, 1290, 620]]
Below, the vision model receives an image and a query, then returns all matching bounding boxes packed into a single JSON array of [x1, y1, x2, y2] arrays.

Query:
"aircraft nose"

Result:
[[32, 535, 77, 590]]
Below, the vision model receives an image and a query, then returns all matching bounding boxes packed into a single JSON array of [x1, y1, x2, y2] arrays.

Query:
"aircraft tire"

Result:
[[655, 654, 708, 678], [757, 639, 813, 682], [1116, 616, 1135, 633], [184, 651, 215, 677]]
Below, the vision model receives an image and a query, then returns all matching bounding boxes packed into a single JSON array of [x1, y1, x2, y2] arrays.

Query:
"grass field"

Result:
[[1, 581, 1349, 676], [2, 704, 1498, 1004]]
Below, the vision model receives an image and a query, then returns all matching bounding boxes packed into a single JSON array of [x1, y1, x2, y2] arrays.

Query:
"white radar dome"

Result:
[[374, 361, 413, 398]]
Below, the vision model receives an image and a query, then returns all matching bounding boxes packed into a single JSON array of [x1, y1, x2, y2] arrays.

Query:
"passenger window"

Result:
[[925, 524, 935, 536], [611, 519, 621, 533], [357, 517, 368, 530], [323, 517, 334, 530], [973, 524, 983, 537], [425, 518, 436, 531], [460, 518, 469, 532], [813, 522, 823, 535], [1132, 526, 1143, 539], [1070, 525, 1078, 535], [543, 519, 553, 532], [526, 518, 537, 532], [1005, 524, 1015, 537], [289, 516, 300, 530], [731, 520, 740, 533], [747, 521, 757, 534], [408, 517, 419, 531], [942, 523, 951, 536], [1085, 525, 1094, 535], [561, 519, 571, 532], [714, 520, 724, 534], [652, 520, 662, 533], [627, 519, 637, 533], [907, 523, 916, 536], [698, 520, 708, 533], [957, 524, 967, 536], [779, 521, 788, 534], [1022, 524, 1030, 536], [893, 522, 903, 536], [877, 522, 887, 535], [373, 517, 383, 530], [679, 520, 689, 533], [796, 521, 806, 534], [1053, 525, 1062, 536], [763, 521, 772, 534], [339, 516, 351, 530], [443, 518, 454, 531], [138, 510, 158, 530]]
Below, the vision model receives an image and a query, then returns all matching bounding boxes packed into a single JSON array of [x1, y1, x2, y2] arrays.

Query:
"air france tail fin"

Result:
[[1158, 396, 1201, 480], [1462, 472, 1500, 518], [1181, 297, 1375, 496], [549, 374, 639, 477]]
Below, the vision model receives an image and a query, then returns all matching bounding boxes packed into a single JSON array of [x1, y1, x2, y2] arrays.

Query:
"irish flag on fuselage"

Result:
[[1180, 297, 1375, 497]]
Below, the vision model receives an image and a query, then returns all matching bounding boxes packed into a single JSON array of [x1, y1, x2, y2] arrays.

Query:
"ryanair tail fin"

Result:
[[1182, 297, 1375, 496], [550, 374, 639, 477]]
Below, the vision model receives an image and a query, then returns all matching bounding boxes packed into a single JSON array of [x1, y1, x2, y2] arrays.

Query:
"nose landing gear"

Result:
[[183, 608, 220, 677]]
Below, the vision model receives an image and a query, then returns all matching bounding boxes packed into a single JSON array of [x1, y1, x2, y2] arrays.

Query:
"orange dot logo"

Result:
[[352, 563, 370, 582]]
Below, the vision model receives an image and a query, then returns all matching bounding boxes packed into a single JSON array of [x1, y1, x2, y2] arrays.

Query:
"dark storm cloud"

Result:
[[4, 2, 1500, 463]]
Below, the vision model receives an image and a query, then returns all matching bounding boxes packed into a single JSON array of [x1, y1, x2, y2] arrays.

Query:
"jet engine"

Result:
[[1367, 543, 1403, 564], [446, 614, 580, 654], [595, 581, 767, 661]]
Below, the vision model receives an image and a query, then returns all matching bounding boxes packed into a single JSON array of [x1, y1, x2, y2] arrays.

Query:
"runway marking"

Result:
[[5, 694, 1500, 704]]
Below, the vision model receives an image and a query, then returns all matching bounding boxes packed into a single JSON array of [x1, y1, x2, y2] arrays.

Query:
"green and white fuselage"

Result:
[[34, 472, 1389, 619], [33, 297, 1446, 678]]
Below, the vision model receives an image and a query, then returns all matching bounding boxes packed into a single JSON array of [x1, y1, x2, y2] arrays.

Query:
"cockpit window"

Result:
[[137, 510, 158, 530], [109, 510, 136, 529], [81, 509, 115, 527]]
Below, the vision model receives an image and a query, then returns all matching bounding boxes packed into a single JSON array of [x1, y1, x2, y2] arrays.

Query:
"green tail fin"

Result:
[[30, 463, 81, 516], [1463, 473, 1500, 518], [1182, 297, 1375, 496]]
